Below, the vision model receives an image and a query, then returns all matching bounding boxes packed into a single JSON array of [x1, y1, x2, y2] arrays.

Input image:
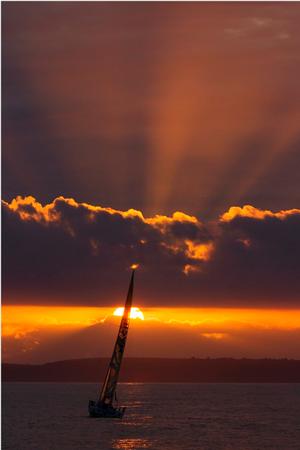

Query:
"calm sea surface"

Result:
[[2, 383, 300, 450]]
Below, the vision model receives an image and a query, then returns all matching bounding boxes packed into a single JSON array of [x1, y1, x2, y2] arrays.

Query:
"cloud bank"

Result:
[[3, 196, 300, 307]]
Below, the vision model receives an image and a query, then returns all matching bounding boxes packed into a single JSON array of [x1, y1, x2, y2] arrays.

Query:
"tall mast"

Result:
[[99, 268, 136, 405]]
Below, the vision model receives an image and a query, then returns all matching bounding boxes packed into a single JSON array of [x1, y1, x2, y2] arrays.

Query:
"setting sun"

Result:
[[113, 306, 144, 320]]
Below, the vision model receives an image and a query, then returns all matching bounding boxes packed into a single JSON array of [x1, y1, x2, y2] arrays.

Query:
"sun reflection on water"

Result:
[[112, 438, 151, 449]]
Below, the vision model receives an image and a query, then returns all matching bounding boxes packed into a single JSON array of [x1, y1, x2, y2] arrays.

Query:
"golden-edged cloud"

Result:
[[3, 196, 199, 228], [221, 204, 300, 222]]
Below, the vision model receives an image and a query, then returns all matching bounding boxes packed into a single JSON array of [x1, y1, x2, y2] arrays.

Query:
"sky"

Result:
[[2, 2, 300, 363]]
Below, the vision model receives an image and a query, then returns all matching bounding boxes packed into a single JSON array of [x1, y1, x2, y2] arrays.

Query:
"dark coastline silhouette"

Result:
[[3, 358, 300, 383]]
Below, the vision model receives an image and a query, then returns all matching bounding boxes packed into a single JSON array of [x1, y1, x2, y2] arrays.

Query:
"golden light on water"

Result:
[[113, 307, 144, 320]]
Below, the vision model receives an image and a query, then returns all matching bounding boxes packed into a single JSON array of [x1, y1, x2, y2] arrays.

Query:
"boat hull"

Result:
[[88, 400, 126, 418]]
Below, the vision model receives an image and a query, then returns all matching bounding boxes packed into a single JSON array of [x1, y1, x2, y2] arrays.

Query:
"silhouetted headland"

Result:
[[3, 358, 300, 382]]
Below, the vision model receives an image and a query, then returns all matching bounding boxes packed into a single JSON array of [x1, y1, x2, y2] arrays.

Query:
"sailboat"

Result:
[[88, 264, 138, 418]]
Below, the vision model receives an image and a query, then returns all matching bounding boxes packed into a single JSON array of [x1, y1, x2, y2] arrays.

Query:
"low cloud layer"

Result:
[[3, 196, 300, 307]]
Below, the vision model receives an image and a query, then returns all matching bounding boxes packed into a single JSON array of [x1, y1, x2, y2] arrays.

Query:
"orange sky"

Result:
[[3, 305, 300, 363], [2, 3, 300, 363]]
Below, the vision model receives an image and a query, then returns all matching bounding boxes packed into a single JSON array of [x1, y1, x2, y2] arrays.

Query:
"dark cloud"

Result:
[[198, 209, 300, 305], [2, 197, 300, 307], [2, 197, 211, 304]]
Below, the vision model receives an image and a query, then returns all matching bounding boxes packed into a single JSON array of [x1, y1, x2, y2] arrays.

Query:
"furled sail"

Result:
[[99, 269, 135, 405]]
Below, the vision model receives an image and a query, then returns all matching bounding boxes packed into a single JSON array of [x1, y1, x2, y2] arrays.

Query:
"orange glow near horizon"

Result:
[[2, 305, 300, 337], [3, 305, 300, 362]]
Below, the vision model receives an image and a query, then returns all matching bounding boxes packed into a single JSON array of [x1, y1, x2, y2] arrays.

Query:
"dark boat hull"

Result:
[[88, 400, 126, 418]]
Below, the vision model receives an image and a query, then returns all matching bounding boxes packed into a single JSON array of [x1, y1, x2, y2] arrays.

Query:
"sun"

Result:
[[113, 307, 144, 320]]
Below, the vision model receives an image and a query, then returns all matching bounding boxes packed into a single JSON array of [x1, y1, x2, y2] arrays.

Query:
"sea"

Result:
[[2, 383, 300, 450]]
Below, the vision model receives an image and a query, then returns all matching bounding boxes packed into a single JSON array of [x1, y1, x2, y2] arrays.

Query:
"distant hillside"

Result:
[[2, 358, 300, 382]]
